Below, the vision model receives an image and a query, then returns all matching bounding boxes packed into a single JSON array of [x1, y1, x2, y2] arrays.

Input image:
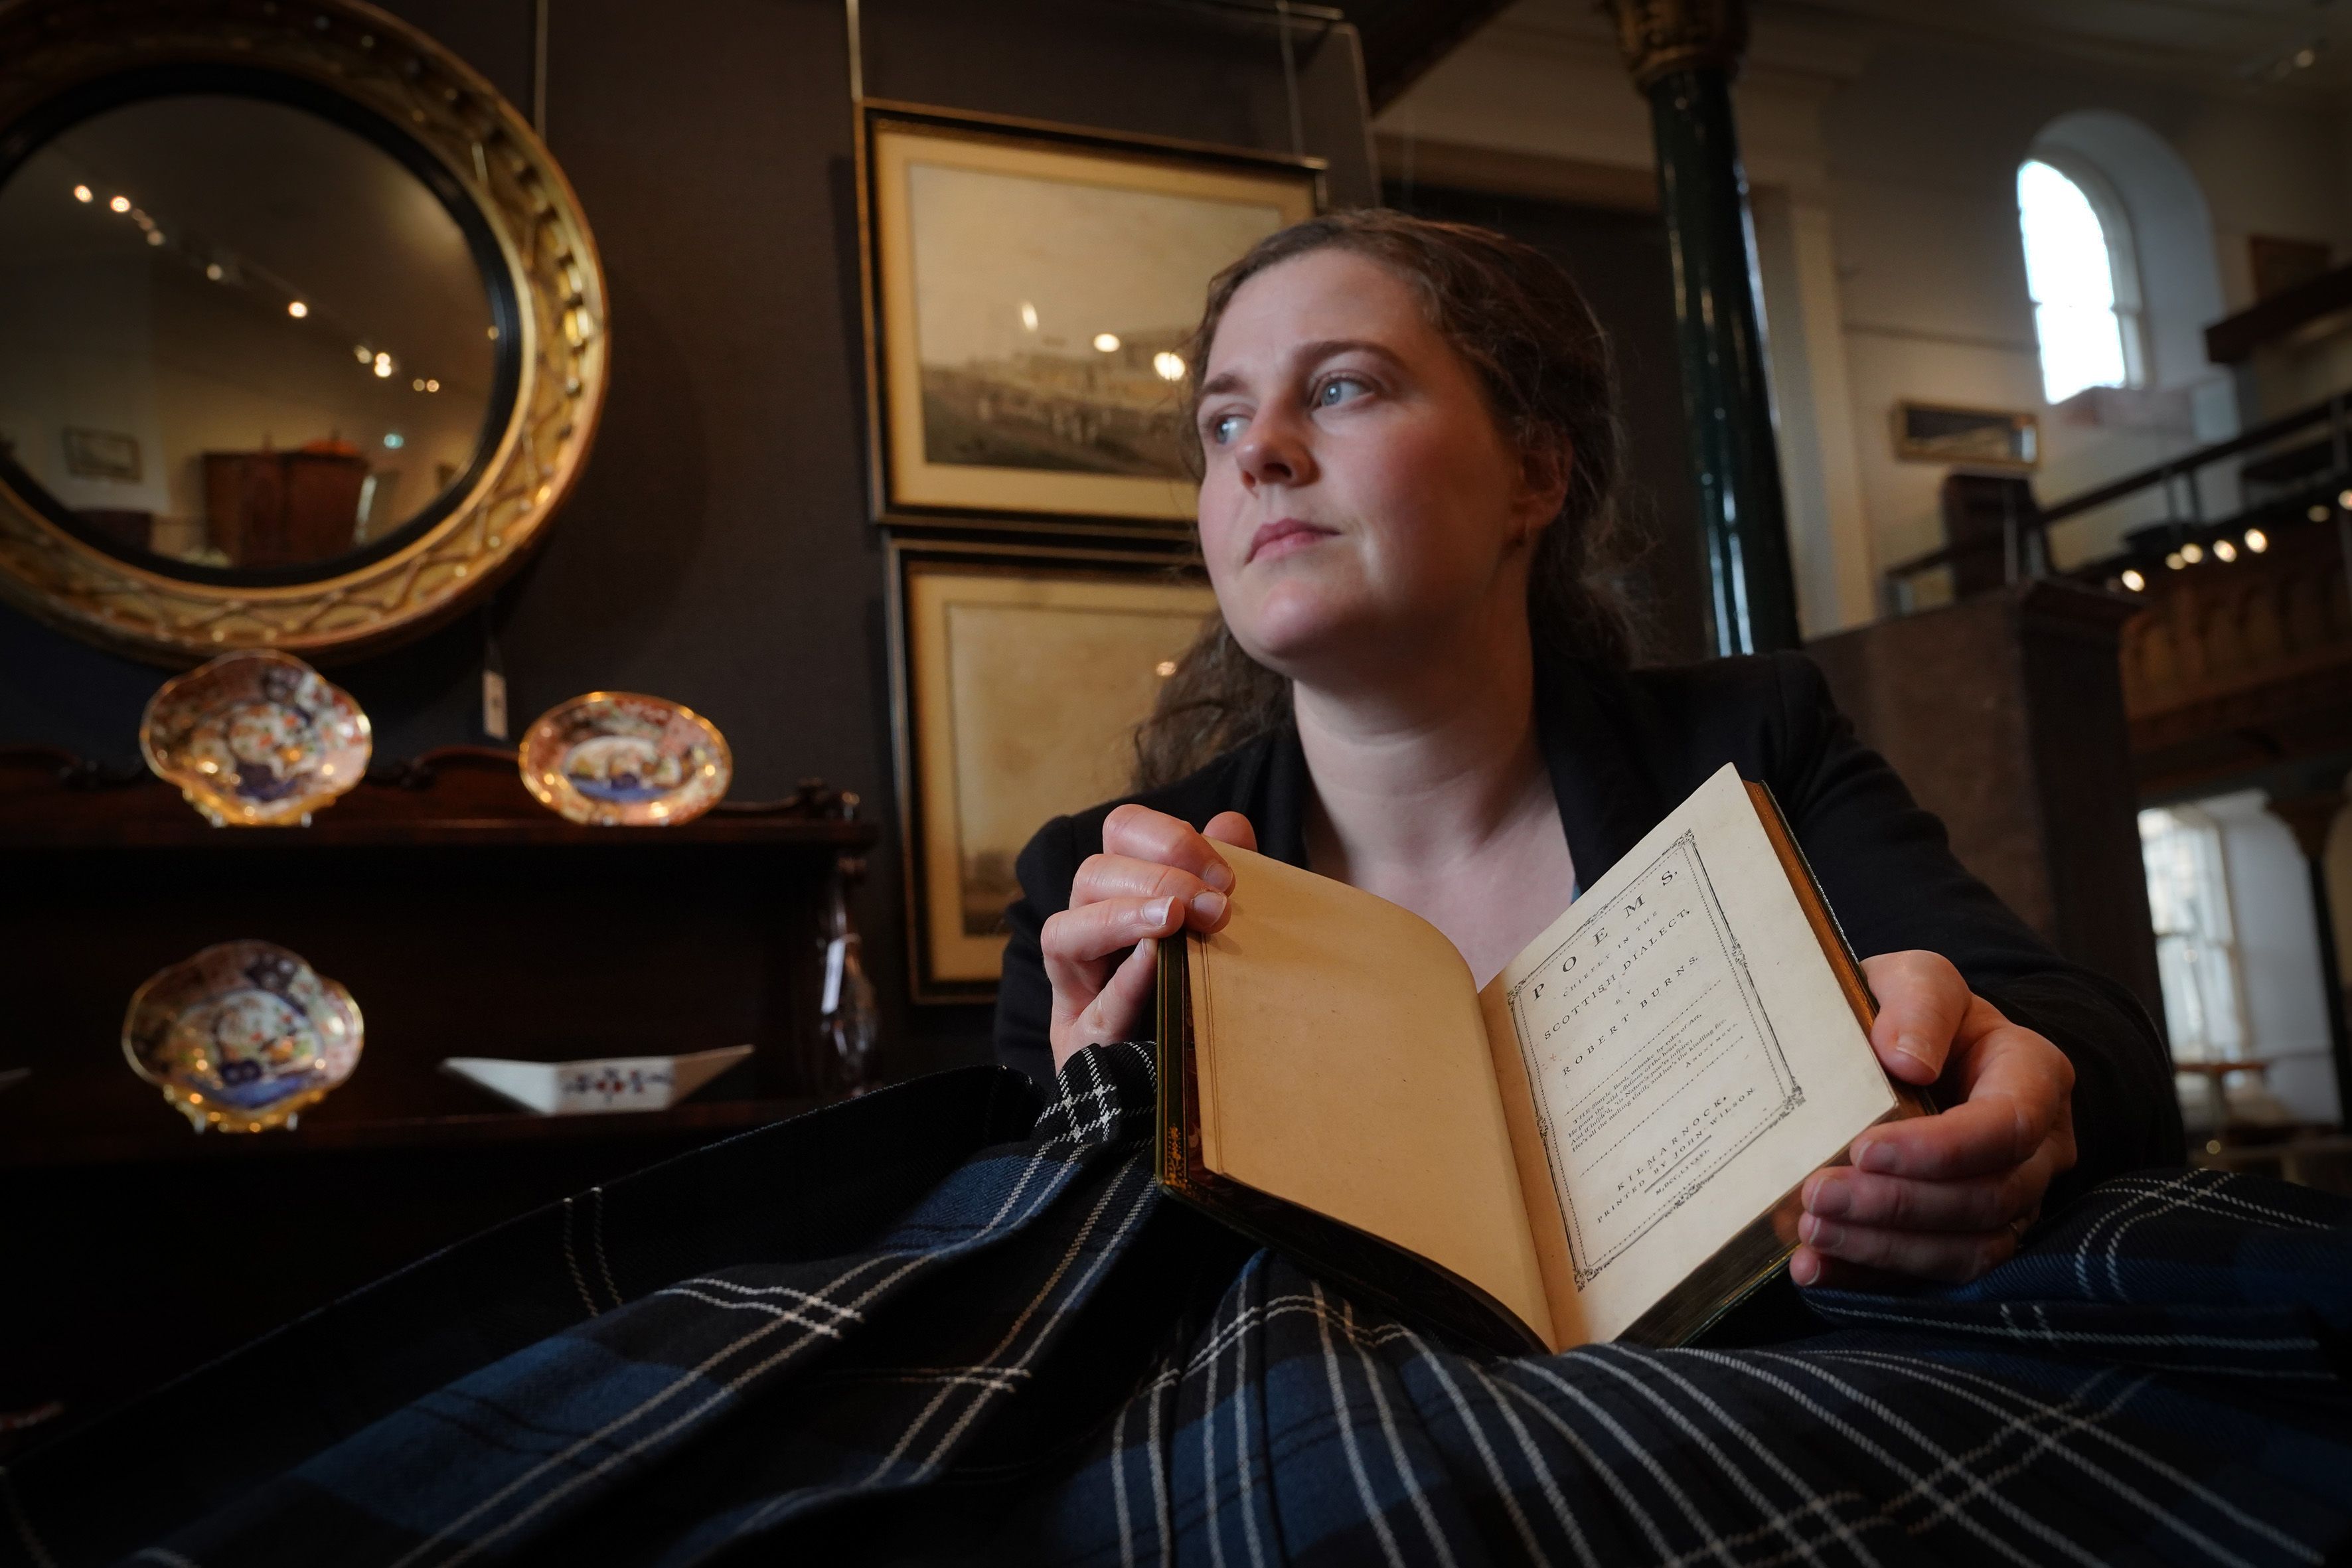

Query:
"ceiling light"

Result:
[[1093, 333, 1121, 353], [72, 184, 92, 202], [1020, 301, 1038, 331], [2165, 552, 2185, 570], [2244, 528, 2268, 553], [287, 301, 309, 319], [204, 262, 224, 281], [383, 432, 404, 449], [1155, 660, 1177, 677], [2180, 542, 2204, 564], [1152, 351, 1186, 381], [2213, 538, 2237, 562], [425, 378, 439, 392], [144, 230, 164, 246], [2339, 489, 2352, 509], [2310, 504, 2330, 522], [108, 195, 129, 213], [412, 377, 426, 391], [355, 345, 373, 363], [373, 361, 392, 378], [2120, 568, 2146, 592]]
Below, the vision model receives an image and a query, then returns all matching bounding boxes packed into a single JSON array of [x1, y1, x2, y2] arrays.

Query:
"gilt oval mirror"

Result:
[[0, 0, 606, 663]]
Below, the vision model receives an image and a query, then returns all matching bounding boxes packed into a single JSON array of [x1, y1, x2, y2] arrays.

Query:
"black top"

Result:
[[993, 651, 2183, 1208]]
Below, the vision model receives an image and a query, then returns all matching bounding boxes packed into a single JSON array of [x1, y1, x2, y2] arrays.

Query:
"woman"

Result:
[[996, 208, 2181, 1287], [29, 213, 2341, 1568]]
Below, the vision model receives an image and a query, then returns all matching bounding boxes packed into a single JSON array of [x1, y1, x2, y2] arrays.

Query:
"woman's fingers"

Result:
[[1857, 949, 1970, 1085], [1790, 1223, 2019, 1286], [1203, 811, 1258, 851], [1103, 803, 1242, 894], [1078, 939, 1160, 1047], [1070, 854, 1231, 931], [1849, 1025, 2072, 1180], [1042, 896, 1188, 980]]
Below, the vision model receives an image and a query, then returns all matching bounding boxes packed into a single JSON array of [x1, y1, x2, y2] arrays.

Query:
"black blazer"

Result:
[[993, 651, 2183, 1207]]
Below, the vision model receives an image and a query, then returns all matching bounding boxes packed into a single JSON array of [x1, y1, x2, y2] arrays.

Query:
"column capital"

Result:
[[1601, 0, 1750, 88]]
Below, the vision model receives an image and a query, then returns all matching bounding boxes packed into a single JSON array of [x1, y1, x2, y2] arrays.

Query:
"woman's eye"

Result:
[[1315, 375, 1370, 408], [1208, 412, 1248, 445]]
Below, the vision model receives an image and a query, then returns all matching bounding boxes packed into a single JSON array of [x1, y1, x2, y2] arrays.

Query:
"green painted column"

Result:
[[1609, 1, 1802, 656]]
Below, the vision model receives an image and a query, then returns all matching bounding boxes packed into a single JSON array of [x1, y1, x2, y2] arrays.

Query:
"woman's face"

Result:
[[1193, 248, 1561, 688]]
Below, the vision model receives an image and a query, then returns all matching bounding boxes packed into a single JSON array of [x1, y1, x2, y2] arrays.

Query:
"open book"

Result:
[[1154, 763, 1932, 1353]]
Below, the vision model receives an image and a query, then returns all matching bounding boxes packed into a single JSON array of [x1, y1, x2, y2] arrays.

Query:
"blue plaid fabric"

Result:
[[5, 1044, 2346, 1567]]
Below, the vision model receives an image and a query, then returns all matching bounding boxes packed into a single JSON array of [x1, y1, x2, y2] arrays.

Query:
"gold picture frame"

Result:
[[0, 0, 607, 665], [858, 103, 1321, 532], [1891, 401, 2039, 470], [888, 538, 1219, 1002]]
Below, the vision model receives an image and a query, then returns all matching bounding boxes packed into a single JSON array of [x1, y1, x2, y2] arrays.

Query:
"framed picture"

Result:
[[62, 427, 141, 482], [1891, 402, 2039, 469], [889, 538, 1220, 1001], [860, 104, 1322, 530]]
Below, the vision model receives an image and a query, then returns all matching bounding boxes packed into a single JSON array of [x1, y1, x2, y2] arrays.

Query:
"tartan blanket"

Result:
[[5, 1044, 2348, 1568]]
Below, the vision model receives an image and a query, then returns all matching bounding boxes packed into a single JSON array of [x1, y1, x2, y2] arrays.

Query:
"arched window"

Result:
[[2018, 157, 2144, 404]]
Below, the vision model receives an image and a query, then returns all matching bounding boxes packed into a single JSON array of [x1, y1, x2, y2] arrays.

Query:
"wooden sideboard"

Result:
[[0, 747, 876, 1440]]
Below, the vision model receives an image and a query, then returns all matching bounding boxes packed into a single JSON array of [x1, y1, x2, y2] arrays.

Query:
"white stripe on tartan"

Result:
[[1818, 1356, 2274, 1568], [1805, 1299, 2321, 1355], [664, 1277, 864, 1319], [558, 1196, 599, 1318], [402, 1133, 1083, 1568], [1819, 1349, 2325, 1565], [591, 1186, 622, 1309], [644, 1287, 858, 1338], [1111, 1372, 1138, 1568], [1387, 1324, 1558, 1568], [1484, 1364, 1681, 1559], [1456, 1356, 1608, 1568], [1204, 1259, 1227, 1568], [1310, 1279, 1414, 1568], [2091, 1172, 2333, 1232], [1338, 1293, 1462, 1568], [1148, 1349, 1176, 1565], [1684, 1352, 2062, 1568], [1597, 1346, 1878, 1568], [711, 1152, 1164, 1547], [1509, 1356, 1751, 1568]]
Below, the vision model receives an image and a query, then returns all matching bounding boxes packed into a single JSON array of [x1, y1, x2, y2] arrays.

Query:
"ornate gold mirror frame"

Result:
[[0, 0, 607, 665]]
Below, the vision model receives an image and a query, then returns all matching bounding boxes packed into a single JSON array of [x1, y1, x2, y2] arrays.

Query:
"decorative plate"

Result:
[[519, 692, 732, 826], [122, 941, 364, 1133], [140, 651, 372, 826], [441, 1045, 753, 1115]]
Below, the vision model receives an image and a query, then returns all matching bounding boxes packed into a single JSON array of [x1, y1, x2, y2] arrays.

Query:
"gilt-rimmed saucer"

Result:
[[140, 651, 372, 826], [519, 692, 732, 826]]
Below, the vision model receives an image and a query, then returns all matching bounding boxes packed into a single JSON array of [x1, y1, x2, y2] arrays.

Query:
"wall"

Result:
[[0, 0, 1377, 1079]]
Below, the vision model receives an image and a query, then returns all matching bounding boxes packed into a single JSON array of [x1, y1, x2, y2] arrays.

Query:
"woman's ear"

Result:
[[1513, 437, 1573, 545]]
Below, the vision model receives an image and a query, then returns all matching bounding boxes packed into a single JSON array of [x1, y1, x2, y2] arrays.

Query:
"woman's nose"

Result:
[[1235, 411, 1315, 489]]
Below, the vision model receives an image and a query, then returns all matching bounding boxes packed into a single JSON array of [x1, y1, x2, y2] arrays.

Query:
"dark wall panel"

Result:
[[0, 0, 1375, 1077]]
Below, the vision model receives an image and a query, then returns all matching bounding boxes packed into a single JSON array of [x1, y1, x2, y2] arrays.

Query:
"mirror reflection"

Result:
[[0, 93, 499, 577]]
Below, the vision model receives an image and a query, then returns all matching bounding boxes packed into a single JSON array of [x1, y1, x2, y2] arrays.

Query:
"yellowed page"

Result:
[[1482, 765, 1895, 1344], [1190, 846, 1553, 1343]]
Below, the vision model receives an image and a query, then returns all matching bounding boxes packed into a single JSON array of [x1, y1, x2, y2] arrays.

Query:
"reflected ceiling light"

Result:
[[2180, 542, 2204, 564], [487, 325, 499, 340], [1020, 301, 1038, 331], [2119, 568, 2146, 592], [2339, 489, 2352, 509], [2213, 538, 2238, 562], [2310, 504, 2331, 522], [287, 301, 309, 319], [1093, 333, 1121, 353], [204, 262, 224, 281], [412, 377, 426, 391], [2245, 528, 2269, 552], [1154, 660, 1178, 677], [108, 195, 129, 213], [425, 378, 439, 392], [145, 230, 164, 246], [373, 360, 392, 379], [383, 432, 404, 449], [72, 184, 92, 202], [2165, 552, 2185, 570], [355, 345, 373, 363], [1152, 351, 1186, 381]]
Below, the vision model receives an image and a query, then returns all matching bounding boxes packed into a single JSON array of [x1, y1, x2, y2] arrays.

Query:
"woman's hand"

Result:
[[1043, 805, 1258, 1074], [1792, 951, 2077, 1287]]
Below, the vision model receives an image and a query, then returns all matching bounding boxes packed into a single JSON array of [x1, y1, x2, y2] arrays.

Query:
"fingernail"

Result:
[[1894, 1032, 1933, 1075], [1857, 1140, 1901, 1174], [1808, 1180, 1848, 1218], [1190, 890, 1227, 925], [1203, 860, 1235, 893], [1790, 1249, 1818, 1287], [1146, 897, 1177, 927], [1808, 1218, 1844, 1251]]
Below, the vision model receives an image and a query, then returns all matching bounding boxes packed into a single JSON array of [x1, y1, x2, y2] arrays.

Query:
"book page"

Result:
[[1190, 846, 1555, 1344], [1482, 765, 1895, 1344]]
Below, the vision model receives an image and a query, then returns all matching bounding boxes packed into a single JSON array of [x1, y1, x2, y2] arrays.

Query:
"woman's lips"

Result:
[[1245, 517, 1336, 564]]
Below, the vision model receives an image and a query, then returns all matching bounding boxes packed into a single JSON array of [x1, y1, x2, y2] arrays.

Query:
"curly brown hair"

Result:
[[1131, 208, 1638, 791]]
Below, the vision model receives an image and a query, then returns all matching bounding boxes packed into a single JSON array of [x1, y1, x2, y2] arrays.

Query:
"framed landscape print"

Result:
[[861, 105, 1322, 529], [1892, 401, 2040, 469], [890, 539, 1219, 1000]]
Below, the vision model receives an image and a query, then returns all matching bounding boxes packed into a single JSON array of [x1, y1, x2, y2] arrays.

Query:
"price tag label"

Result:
[[481, 667, 510, 741], [821, 937, 847, 1015]]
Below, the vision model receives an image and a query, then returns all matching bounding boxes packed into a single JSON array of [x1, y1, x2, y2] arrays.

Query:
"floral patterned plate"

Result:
[[140, 651, 372, 826], [519, 692, 732, 826], [123, 941, 364, 1133]]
